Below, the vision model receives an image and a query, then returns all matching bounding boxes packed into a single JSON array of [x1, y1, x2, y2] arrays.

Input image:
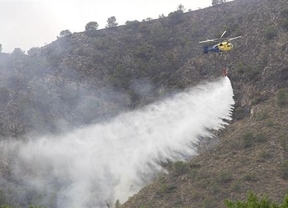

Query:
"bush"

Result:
[[173, 161, 189, 175], [280, 160, 288, 180], [156, 184, 177, 196], [243, 172, 258, 182], [243, 132, 254, 148], [217, 171, 233, 184], [225, 191, 284, 208], [168, 10, 185, 25], [264, 26, 277, 40], [280, 9, 288, 18], [277, 89, 288, 107], [0, 87, 9, 105]]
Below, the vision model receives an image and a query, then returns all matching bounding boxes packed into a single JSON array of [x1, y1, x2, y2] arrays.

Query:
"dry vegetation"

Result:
[[0, 0, 288, 207]]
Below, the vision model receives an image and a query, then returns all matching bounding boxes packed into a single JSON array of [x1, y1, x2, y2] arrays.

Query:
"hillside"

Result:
[[121, 0, 288, 207], [0, 0, 288, 207]]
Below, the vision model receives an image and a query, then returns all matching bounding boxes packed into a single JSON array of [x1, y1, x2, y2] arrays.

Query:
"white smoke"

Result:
[[1, 77, 234, 208]]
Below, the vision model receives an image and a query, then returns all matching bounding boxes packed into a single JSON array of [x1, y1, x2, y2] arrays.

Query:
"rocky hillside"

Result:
[[0, 0, 288, 207], [121, 0, 288, 207]]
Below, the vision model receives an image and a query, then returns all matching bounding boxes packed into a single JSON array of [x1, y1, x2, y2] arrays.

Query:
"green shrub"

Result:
[[203, 197, 217, 208], [115, 199, 121, 208], [280, 19, 288, 31], [231, 180, 242, 192], [243, 172, 258, 182], [0, 87, 9, 105], [173, 161, 189, 175], [157, 184, 177, 196], [280, 160, 288, 180], [255, 110, 269, 121], [280, 9, 288, 18], [168, 10, 185, 25], [0, 205, 13, 208], [225, 191, 282, 208], [264, 26, 278, 39], [280, 135, 288, 152], [254, 133, 268, 143], [243, 132, 254, 148], [277, 89, 288, 107], [217, 171, 233, 184]]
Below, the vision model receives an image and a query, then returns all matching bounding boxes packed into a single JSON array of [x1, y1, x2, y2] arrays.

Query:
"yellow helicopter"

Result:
[[199, 31, 242, 54]]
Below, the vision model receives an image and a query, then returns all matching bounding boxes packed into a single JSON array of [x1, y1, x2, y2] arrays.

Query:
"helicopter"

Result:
[[199, 31, 242, 54]]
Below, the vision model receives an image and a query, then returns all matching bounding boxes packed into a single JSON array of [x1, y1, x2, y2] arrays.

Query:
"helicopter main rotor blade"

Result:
[[227, 36, 242, 41], [220, 31, 227, 38], [199, 39, 219, 43]]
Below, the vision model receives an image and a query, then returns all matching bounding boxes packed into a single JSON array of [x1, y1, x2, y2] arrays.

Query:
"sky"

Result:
[[0, 0, 219, 53]]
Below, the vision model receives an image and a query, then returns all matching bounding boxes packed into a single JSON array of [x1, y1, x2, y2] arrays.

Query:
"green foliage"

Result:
[[106, 16, 118, 28], [243, 172, 258, 182], [259, 150, 271, 160], [157, 184, 177, 196], [280, 20, 288, 31], [242, 132, 267, 148], [242, 132, 254, 148], [225, 191, 288, 208], [279, 9, 288, 31], [173, 161, 189, 175], [212, 0, 226, 6], [168, 10, 185, 25], [0, 87, 10, 105], [233, 106, 247, 120], [203, 197, 217, 208], [149, 22, 170, 47], [234, 61, 246, 75], [264, 26, 278, 40], [12, 48, 25, 55], [280, 9, 288, 18], [125, 20, 141, 31], [59, 29, 72, 38], [135, 44, 157, 61], [0, 205, 13, 208], [280, 135, 288, 152], [231, 180, 242, 192], [254, 133, 268, 143], [0, 206, 46, 208], [280, 160, 288, 180], [277, 89, 288, 107], [0, 43, 2, 52], [85, 21, 99, 31], [255, 109, 269, 121], [115, 199, 121, 208], [217, 171, 233, 184], [177, 4, 186, 12]]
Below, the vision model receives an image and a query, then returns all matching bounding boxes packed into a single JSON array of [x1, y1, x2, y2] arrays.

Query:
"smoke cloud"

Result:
[[0, 77, 234, 208]]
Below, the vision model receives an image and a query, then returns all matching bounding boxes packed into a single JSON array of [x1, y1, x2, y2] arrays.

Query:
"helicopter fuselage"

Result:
[[217, 41, 233, 52], [203, 41, 234, 54]]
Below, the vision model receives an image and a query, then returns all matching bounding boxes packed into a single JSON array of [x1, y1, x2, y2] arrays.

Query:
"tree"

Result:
[[0, 44, 2, 52], [59, 29, 72, 38], [12, 48, 25, 55], [225, 191, 288, 208], [168, 10, 184, 25], [85, 21, 99, 31], [212, 0, 226, 6], [177, 4, 186, 12], [106, 16, 118, 28]]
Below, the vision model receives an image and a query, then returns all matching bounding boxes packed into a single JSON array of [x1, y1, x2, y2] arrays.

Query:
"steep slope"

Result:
[[121, 0, 288, 207], [121, 94, 288, 208], [1, 0, 287, 136], [0, 0, 287, 207]]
